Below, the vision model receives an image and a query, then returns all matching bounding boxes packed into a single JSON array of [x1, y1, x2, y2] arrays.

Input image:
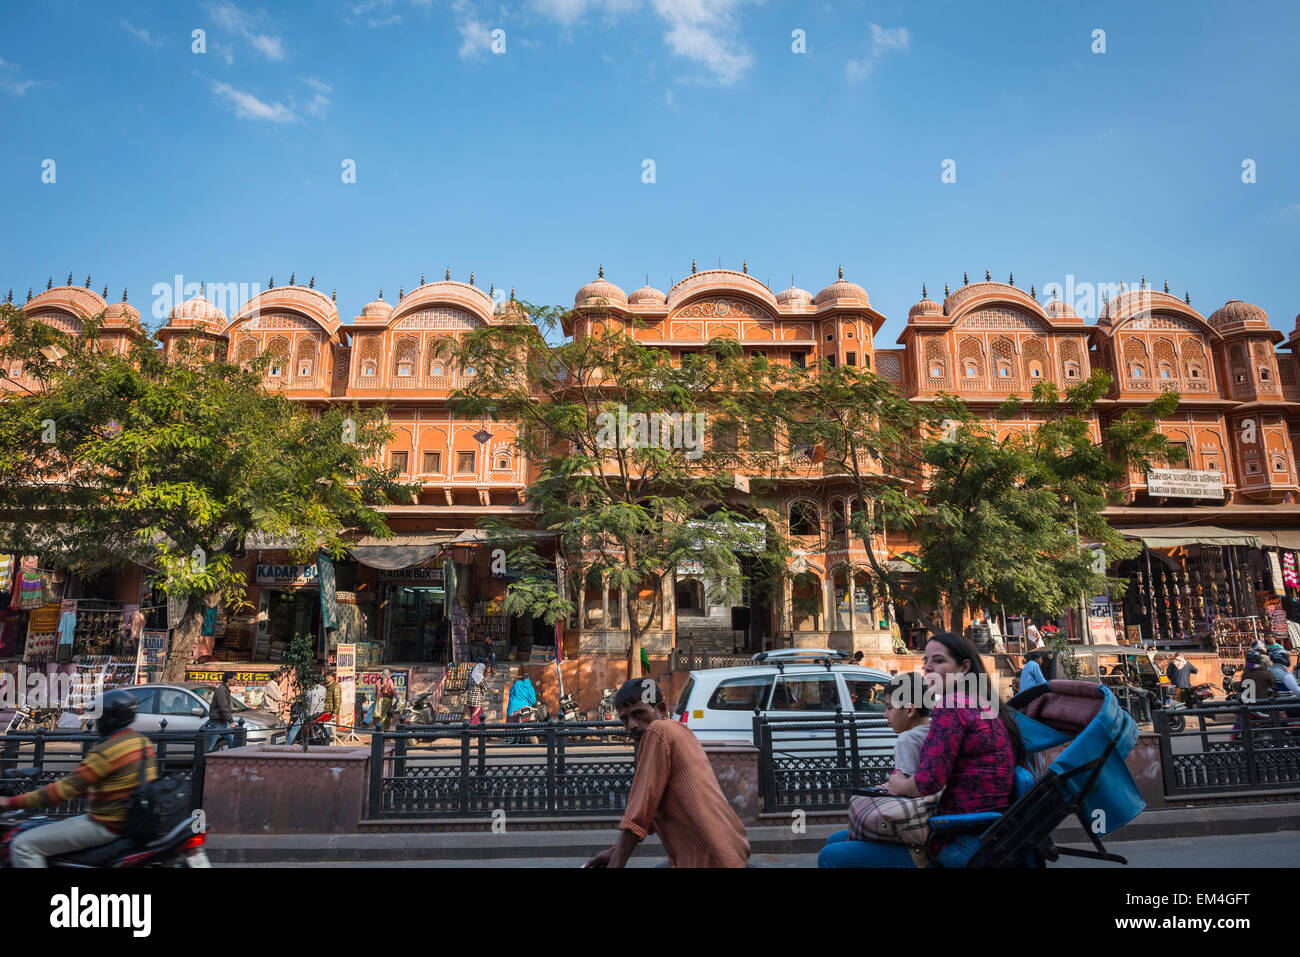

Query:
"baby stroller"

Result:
[[922, 680, 1145, 867]]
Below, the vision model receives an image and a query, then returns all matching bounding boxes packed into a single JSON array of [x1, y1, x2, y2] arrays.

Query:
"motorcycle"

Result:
[[510, 701, 549, 744], [4, 707, 62, 734], [556, 692, 586, 741], [597, 687, 618, 723], [1160, 683, 1215, 733], [0, 771, 210, 868]]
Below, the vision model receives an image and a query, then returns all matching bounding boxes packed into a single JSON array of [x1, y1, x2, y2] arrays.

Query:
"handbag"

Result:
[[847, 787, 944, 846], [121, 739, 192, 842]]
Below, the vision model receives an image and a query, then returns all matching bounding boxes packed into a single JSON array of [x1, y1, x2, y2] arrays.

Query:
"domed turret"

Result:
[[908, 284, 943, 319], [575, 267, 628, 308], [167, 294, 227, 330], [813, 268, 869, 306], [627, 284, 666, 305], [1208, 299, 1269, 331], [775, 286, 813, 305]]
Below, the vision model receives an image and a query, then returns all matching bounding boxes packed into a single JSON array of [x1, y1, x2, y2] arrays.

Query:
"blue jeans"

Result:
[[817, 829, 982, 868], [203, 720, 235, 752], [286, 714, 304, 745], [363, 699, 376, 727]]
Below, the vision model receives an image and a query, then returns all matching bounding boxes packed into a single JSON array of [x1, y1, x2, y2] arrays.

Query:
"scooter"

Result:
[[398, 691, 438, 726], [3, 706, 61, 733], [0, 771, 210, 868], [510, 701, 549, 744]]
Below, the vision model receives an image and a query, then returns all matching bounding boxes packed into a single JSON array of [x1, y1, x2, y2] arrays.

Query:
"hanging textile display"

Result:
[[1269, 551, 1286, 596], [1285, 551, 1299, 589]]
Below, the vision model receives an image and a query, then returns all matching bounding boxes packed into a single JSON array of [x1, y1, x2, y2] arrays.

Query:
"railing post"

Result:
[[1152, 709, 1178, 797], [192, 736, 207, 811], [848, 714, 862, 791], [459, 723, 472, 815], [33, 729, 46, 769], [834, 707, 846, 769], [556, 719, 567, 777], [477, 724, 487, 775], [395, 732, 408, 778], [545, 722, 557, 813], [369, 729, 384, 817], [1241, 704, 1258, 788]]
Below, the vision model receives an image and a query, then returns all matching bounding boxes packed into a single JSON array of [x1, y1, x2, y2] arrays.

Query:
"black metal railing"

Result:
[[754, 712, 897, 812], [1154, 698, 1300, 796], [368, 720, 635, 819], [0, 727, 248, 814]]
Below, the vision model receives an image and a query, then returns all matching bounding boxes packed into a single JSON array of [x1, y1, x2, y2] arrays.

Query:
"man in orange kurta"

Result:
[[586, 678, 750, 868]]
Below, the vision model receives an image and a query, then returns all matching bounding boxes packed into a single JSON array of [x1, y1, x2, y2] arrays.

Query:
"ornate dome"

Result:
[[360, 297, 393, 320], [575, 268, 627, 307], [813, 270, 869, 305], [1208, 299, 1269, 329], [168, 295, 227, 328], [103, 301, 142, 325], [627, 285, 666, 305], [908, 289, 943, 318], [1043, 298, 1078, 320], [775, 286, 813, 305]]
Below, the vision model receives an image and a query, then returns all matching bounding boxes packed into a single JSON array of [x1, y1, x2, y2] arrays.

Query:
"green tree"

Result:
[[905, 372, 1183, 631], [445, 302, 787, 673], [277, 632, 324, 752], [0, 305, 412, 681]]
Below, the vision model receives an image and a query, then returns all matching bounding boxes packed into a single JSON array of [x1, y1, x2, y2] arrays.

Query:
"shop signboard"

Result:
[[1089, 616, 1118, 643], [336, 643, 356, 728], [1144, 468, 1224, 499], [134, 629, 169, 684], [256, 563, 319, 586], [24, 602, 61, 663], [378, 566, 444, 584]]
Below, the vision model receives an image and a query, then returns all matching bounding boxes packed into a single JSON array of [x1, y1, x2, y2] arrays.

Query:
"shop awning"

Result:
[[1118, 526, 1262, 548], [348, 532, 461, 570], [1230, 528, 1300, 551]]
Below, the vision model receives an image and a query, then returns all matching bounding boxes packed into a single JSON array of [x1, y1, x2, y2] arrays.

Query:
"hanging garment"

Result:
[[17, 571, 44, 610]]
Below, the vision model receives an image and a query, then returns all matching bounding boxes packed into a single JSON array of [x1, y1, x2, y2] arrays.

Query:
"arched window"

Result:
[[789, 500, 820, 536], [264, 337, 289, 379], [965, 363, 979, 378], [1064, 362, 1080, 379], [1158, 364, 1173, 379], [362, 361, 377, 377], [1028, 363, 1043, 378], [1260, 367, 1271, 382], [829, 499, 847, 541], [1131, 364, 1146, 378], [930, 362, 945, 378]]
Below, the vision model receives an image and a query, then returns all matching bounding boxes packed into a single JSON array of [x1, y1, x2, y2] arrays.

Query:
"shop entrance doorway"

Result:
[[384, 586, 448, 663]]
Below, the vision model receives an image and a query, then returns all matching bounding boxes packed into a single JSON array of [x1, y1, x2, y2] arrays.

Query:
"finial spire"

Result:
[[399, 287, 404, 300], [378, 287, 383, 300], [446, 268, 451, 281], [985, 269, 991, 281], [944, 282, 950, 297], [598, 264, 604, 278], [122, 288, 128, 302], [489, 284, 494, 297], [5, 290, 10, 303], [1185, 290, 1191, 304], [469, 272, 474, 286], [47, 277, 53, 290], [838, 265, 844, 280], [67, 272, 73, 285], [26, 289, 32, 302], [85, 274, 91, 289], [289, 272, 295, 286], [1008, 272, 1014, 286], [332, 289, 336, 302], [1141, 275, 1147, 289], [742, 260, 748, 275], [1164, 279, 1169, 293], [268, 275, 274, 289], [102, 285, 108, 299], [420, 273, 425, 286], [692, 259, 697, 274], [1030, 284, 1036, 298], [309, 275, 315, 289], [963, 272, 968, 286], [200, 281, 205, 298], [922, 283, 927, 299]]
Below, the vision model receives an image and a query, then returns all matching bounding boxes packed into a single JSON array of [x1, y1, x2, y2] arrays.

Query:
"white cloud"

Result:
[[247, 33, 286, 60], [302, 77, 332, 117], [846, 22, 909, 84], [529, 0, 752, 84], [458, 16, 494, 58], [123, 20, 166, 47], [205, 2, 286, 60], [0, 59, 35, 96], [370, 14, 402, 26], [845, 58, 872, 83], [868, 23, 910, 52], [211, 81, 297, 122]]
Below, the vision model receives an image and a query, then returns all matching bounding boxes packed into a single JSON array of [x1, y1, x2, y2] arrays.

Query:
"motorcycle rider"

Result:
[[0, 692, 156, 867], [1266, 647, 1300, 697], [1239, 650, 1276, 702], [507, 674, 537, 723]]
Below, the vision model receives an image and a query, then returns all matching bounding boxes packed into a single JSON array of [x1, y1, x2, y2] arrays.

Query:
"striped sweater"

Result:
[[10, 729, 157, 832]]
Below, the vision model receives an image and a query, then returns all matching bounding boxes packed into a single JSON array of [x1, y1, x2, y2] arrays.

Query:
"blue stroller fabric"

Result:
[[1009, 679, 1144, 834]]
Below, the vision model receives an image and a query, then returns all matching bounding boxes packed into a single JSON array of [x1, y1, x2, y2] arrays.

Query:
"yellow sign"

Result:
[[336, 643, 356, 728]]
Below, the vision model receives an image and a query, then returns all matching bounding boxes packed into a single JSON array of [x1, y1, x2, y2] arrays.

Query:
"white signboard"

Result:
[[378, 567, 444, 583], [1145, 468, 1224, 499], [256, 563, 319, 586]]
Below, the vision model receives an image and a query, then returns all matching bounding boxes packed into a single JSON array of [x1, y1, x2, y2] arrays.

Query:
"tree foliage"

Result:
[[0, 305, 413, 679]]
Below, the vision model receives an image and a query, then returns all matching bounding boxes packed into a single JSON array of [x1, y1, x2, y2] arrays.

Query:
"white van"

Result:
[[670, 649, 899, 756]]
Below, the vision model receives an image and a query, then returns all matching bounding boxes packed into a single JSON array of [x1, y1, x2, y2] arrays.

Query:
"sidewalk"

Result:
[[207, 799, 1300, 865]]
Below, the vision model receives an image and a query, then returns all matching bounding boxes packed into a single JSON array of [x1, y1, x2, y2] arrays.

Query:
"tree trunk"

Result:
[[161, 595, 209, 684]]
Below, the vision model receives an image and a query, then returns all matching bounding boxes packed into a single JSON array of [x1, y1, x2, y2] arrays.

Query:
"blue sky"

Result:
[[2, 0, 1298, 345]]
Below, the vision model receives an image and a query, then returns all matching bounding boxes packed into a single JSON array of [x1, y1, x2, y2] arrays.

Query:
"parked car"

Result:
[[671, 649, 897, 756], [82, 685, 287, 748]]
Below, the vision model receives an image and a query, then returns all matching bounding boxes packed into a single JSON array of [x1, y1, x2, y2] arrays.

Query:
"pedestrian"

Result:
[[261, 674, 285, 721], [464, 664, 489, 725], [323, 671, 342, 720], [286, 675, 326, 745], [204, 673, 236, 752], [585, 677, 750, 868], [375, 669, 397, 731], [1164, 653, 1199, 706], [1018, 650, 1048, 694]]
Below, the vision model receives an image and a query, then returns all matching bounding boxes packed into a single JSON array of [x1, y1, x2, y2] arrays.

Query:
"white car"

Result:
[[85, 685, 287, 748], [671, 649, 899, 756]]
